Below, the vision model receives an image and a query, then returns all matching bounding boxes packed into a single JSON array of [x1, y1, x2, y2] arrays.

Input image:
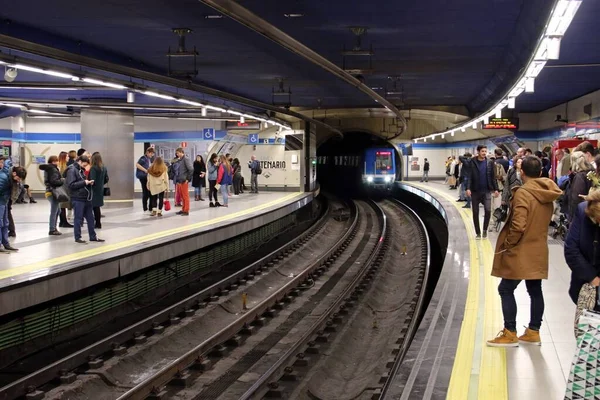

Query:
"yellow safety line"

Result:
[[0, 192, 303, 280], [409, 183, 507, 400]]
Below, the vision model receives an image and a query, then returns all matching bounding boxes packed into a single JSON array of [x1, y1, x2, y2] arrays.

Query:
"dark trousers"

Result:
[[233, 173, 242, 195], [150, 192, 165, 211], [499, 279, 544, 331], [471, 191, 491, 235], [139, 177, 151, 211], [59, 208, 69, 226], [209, 180, 218, 202], [73, 200, 97, 241], [7, 200, 14, 235], [93, 206, 102, 229]]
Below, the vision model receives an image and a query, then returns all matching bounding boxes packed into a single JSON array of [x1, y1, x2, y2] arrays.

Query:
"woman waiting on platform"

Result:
[[192, 155, 206, 201], [207, 153, 220, 208], [89, 152, 108, 229], [57, 151, 73, 228], [147, 157, 169, 216], [502, 155, 523, 206], [39, 155, 66, 236], [232, 158, 243, 195], [217, 155, 233, 207]]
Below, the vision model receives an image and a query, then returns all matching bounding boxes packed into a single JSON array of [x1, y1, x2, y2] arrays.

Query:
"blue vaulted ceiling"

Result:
[[0, 0, 597, 116]]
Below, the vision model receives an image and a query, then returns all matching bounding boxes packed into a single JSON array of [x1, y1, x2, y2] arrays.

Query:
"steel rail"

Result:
[[378, 198, 431, 399], [0, 196, 335, 400], [198, 0, 407, 131], [0, 35, 343, 138], [238, 199, 387, 400], [114, 200, 360, 400]]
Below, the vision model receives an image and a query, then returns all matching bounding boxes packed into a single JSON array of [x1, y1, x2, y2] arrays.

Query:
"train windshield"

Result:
[[375, 151, 393, 174]]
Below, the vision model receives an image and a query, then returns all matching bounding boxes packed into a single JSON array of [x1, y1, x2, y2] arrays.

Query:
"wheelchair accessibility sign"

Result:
[[203, 128, 214, 140], [248, 133, 259, 144]]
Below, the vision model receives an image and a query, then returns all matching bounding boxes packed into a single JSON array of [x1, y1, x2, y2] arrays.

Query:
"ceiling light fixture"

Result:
[[284, 13, 304, 18], [412, 0, 582, 141], [201, 107, 207, 117], [143, 91, 176, 100], [12, 64, 76, 80], [83, 78, 127, 90], [204, 15, 223, 19]]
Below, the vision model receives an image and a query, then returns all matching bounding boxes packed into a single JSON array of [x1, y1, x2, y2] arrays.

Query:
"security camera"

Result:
[[4, 67, 17, 83]]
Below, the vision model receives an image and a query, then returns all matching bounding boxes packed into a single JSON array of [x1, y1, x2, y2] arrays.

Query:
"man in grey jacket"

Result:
[[248, 155, 260, 194], [174, 148, 194, 216]]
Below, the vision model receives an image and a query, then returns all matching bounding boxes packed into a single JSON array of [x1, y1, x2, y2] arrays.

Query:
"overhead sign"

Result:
[[482, 118, 519, 130], [248, 133, 259, 144], [226, 121, 261, 130], [203, 128, 215, 140]]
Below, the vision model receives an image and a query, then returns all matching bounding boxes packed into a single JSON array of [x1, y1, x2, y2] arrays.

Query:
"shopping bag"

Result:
[[164, 199, 171, 211], [575, 284, 597, 338], [566, 310, 600, 399], [52, 184, 70, 203]]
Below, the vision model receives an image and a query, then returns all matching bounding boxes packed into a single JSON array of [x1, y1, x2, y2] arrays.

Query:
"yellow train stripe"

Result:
[[0, 192, 303, 280], [409, 183, 507, 400]]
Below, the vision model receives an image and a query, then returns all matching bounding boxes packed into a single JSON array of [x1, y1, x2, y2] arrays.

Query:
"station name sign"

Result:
[[482, 118, 519, 130]]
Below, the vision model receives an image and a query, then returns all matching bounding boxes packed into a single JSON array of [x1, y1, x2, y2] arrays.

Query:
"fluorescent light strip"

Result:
[[83, 78, 127, 90], [143, 91, 175, 100], [413, 0, 582, 142], [12, 64, 76, 80]]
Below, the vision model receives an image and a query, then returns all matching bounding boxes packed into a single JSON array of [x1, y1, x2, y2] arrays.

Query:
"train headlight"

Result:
[[384, 176, 392, 183], [366, 176, 373, 182]]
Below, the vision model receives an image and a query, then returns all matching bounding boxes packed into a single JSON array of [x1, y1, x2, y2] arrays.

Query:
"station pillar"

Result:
[[81, 109, 134, 206]]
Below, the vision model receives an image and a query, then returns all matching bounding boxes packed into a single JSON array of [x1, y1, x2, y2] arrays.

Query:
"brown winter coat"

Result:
[[492, 178, 562, 280]]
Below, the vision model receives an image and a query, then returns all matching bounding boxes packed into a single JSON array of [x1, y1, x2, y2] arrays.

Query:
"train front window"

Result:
[[375, 151, 393, 173]]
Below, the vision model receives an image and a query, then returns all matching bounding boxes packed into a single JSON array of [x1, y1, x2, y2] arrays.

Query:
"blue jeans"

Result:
[[73, 200, 97, 241], [461, 181, 471, 207], [0, 204, 9, 246], [221, 184, 229, 205], [47, 195, 60, 232]]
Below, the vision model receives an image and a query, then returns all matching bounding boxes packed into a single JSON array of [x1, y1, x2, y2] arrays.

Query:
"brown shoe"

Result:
[[518, 327, 541, 345], [487, 328, 519, 347]]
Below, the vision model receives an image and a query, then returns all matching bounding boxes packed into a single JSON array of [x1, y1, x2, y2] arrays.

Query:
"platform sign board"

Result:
[[31, 155, 46, 164], [226, 121, 261, 130], [203, 128, 215, 140], [482, 118, 519, 130], [248, 133, 259, 144]]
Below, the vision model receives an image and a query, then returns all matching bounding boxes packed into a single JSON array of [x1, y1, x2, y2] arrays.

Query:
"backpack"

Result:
[[255, 162, 262, 175], [168, 161, 180, 181]]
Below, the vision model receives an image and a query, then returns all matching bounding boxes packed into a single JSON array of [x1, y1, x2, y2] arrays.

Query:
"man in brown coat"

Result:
[[487, 156, 562, 347]]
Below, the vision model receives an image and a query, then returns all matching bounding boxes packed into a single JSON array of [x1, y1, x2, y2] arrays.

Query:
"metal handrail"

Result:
[[115, 200, 360, 400]]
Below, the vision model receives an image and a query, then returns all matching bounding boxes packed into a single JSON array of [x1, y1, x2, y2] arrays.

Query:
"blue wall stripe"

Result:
[[1, 130, 229, 143]]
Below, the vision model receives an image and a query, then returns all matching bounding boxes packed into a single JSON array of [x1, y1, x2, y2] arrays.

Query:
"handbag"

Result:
[[566, 309, 600, 399], [103, 187, 111, 197], [52, 184, 70, 203], [164, 192, 171, 212], [215, 183, 221, 191]]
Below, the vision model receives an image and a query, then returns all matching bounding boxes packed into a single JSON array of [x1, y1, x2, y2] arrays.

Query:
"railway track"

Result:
[[0, 197, 354, 400]]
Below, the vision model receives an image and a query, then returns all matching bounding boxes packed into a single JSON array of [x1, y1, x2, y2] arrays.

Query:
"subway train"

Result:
[[363, 147, 396, 189]]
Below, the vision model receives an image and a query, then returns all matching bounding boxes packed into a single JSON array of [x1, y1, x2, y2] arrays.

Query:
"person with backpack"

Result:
[[248, 155, 261, 194], [135, 147, 155, 214]]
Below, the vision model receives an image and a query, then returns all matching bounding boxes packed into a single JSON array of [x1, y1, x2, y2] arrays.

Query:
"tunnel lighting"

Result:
[[547, 37, 562, 59], [526, 60, 546, 78], [144, 91, 175, 100], [12, 64, 76, 80], [82, 78, 127, 89], [546, 0, 582, 36], [525, 77, 535, 93], [201, 107, 207, 117], [508, 97, 516, 109]]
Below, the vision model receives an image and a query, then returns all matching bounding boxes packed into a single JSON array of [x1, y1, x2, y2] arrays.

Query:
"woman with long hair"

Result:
[[147, 157, 169, 216], [207, 153, 220, 207], [217, 154, 233, 207], [192, 154, 206, 201], [89, 152, 108, 229], [232, 158, 243, 195], [39, 155, 66, 235], [57, 151, 73, 228], [502, 155, 523, 206]]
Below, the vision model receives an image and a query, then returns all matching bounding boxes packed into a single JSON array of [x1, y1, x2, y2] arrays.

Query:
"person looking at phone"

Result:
[[66, 155, 104, 244]]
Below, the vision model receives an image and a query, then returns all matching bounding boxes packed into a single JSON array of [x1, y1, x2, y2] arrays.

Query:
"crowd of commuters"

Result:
[[431, 141, 600, 347]]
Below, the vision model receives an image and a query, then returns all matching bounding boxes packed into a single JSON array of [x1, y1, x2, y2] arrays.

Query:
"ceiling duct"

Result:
[[272, 78, 292, 109], [342, 27, 374, 76]]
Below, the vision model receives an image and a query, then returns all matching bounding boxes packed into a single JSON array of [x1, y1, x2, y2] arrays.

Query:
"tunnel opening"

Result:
[[317, 131, 402, 195]]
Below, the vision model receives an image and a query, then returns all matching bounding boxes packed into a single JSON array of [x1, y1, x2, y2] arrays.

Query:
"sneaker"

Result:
[[152, 210, 157, 216], [475, 234, 481, 240], [4, 245, 18, 251], [482, 231, 488, 239], [90, 238, 105, 243], [487, 328, 519, 347], [49, 230, 62, 236], [157, 210, 163, 217], [75, 239, 87, 244], [518, 327, 541, 345]]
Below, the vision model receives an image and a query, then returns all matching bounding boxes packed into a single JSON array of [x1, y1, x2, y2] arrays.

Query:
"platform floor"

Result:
[[1, 191, 304, 287], [411, 182, 575, 400]]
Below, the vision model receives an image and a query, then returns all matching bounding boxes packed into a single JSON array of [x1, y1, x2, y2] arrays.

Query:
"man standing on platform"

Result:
[[249, 155, 260, 194], [135, 147, 155, 214], [173, 148, 193, 216], [466, 145, 499, 239], [421, 158, 429, 182], [0, 156, 18, 252], [487, 156, 561, 347]]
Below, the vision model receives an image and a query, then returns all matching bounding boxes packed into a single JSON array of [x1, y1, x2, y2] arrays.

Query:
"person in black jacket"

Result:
[[466, 145, 499, 239], [66, 155, 104, 244], [192, 155, 206, 201], [39, 156, 66, 236]]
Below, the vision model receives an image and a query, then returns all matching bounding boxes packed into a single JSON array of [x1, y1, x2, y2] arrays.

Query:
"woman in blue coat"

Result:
[[564, 190, 600, 304]]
